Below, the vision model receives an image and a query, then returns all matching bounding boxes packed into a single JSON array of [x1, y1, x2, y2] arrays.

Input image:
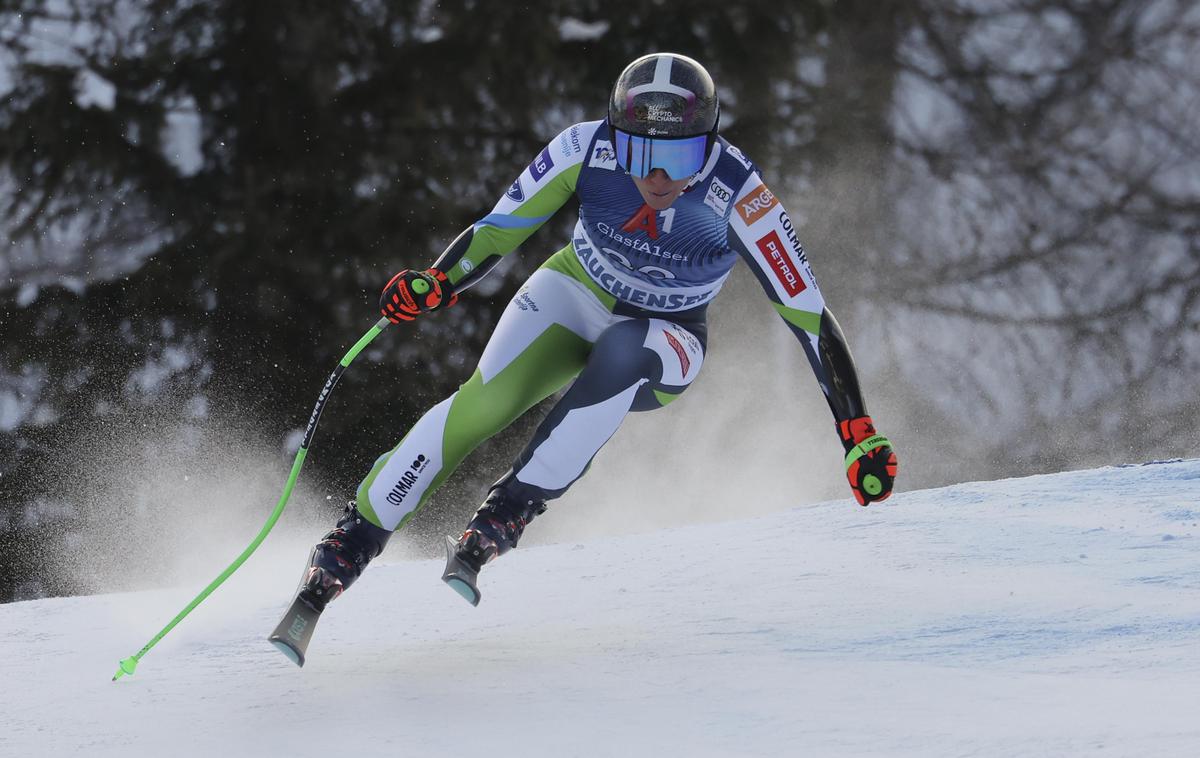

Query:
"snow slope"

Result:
[[2, 460, 1199, 757]]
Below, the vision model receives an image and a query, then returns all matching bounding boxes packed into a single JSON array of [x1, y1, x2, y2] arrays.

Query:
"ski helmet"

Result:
[[608, 53, 720, 179]]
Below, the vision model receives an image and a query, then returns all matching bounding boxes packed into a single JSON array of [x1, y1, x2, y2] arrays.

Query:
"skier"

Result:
[[297, 52, 897, 611]]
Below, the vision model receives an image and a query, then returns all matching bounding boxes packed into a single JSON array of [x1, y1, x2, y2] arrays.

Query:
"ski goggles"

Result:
[[612, 127, 711, 180]]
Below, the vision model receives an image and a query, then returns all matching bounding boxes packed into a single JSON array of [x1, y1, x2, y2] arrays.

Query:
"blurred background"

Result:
[[2, 0, 1197, 603]]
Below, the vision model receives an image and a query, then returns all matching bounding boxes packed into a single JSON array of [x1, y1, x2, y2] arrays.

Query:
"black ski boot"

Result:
[[442, 485, 547, 606], [269, 502, 392, 666], [300, 501, 393, 612]]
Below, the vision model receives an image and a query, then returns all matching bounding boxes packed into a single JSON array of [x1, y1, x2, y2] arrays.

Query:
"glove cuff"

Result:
[[836, 415, 877, 452], [843, 433, 892, 471], [420, 268, 458, 311]]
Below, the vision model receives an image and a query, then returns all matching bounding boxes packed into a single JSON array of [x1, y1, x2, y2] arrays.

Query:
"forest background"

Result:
[[2, 0, 1197, 602]]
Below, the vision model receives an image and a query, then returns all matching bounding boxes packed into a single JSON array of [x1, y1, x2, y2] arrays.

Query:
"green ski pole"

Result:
[[113, 317, 391, 681]]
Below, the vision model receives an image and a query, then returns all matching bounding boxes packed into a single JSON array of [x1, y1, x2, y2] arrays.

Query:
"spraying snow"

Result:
[[36, 402, 335, 601], [3, 459, 1198, 757]]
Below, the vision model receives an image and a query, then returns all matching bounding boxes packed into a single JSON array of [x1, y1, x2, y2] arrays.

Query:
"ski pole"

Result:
[[112, 317, 391, 681]]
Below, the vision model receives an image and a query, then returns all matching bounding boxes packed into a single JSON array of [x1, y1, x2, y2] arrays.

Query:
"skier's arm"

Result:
[[379, 125, 590, 322], [727, 173, 897, 504], [725, 174, 865, 420], [431, 124, 590, 295]]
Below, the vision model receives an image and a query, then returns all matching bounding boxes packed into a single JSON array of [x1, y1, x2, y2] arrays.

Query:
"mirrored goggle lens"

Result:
[[614, 130, 709, 179]]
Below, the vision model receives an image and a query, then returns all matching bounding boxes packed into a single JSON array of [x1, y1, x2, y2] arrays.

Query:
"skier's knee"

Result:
[[591, 321, 662, 384]]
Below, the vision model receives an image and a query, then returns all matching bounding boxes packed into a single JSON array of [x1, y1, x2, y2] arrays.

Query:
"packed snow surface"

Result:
[[3, 460, 1199, 757]]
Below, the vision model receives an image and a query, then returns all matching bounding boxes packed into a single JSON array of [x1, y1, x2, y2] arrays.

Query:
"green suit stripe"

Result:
[[771, 302, 822, 336], [541, 244, 617, 310], [653, 389, 681, 407], [518, 163, 582, 218], [358, 323, 591, 530], [459, 164, 584, 272]]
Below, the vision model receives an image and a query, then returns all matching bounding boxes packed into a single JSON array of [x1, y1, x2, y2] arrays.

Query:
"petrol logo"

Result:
[[756, 230, 807, 297]]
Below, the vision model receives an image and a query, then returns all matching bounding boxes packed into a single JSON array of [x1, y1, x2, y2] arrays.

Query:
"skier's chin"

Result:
[[632, 172, 689, 210], [635, 186, 683, 210], [642, 194, 677, 211]]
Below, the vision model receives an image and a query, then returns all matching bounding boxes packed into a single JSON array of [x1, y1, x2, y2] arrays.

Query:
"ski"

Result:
[[441, 535, 482, 606], [267, 594, 323, 666]]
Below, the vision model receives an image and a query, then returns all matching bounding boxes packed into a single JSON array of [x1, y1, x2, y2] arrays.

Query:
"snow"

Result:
[[74, 68, 117, 110], [2, 459, 1199, 756], [162, 100, 204, 177], [559, 18, 610, 41]]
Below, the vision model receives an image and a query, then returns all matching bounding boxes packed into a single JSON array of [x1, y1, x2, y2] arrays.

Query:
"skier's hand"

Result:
[[836, 415, 898, 506], [379, 268, 457, 323]]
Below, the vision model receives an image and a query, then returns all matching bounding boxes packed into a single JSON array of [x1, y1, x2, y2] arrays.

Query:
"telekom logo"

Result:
[[756, 231, 807, 297]]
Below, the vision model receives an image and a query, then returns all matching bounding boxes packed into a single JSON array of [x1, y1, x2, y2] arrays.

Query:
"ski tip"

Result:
[[444, 576, 481, 607], [442, 535, 482, 606], [112, 655, 138, 681], [268, 637, 306, 667]]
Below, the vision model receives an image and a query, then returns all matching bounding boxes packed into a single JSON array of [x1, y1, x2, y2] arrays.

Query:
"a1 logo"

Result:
[[622, 205, 676, 239]]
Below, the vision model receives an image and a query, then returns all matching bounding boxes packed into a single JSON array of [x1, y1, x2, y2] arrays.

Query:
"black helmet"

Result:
[[608, 53, 719, 179], [608, 52, 719, 138]]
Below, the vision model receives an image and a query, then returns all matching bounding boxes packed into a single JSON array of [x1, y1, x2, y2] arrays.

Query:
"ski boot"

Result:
[[299, 501, 393, 611], [442, 485, 546, 606], [269, 502, 391, 666]]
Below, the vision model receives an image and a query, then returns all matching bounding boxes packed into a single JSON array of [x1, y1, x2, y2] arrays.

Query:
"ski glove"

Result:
[[836, 415, 898, 506], [379, 268, 457, 323]]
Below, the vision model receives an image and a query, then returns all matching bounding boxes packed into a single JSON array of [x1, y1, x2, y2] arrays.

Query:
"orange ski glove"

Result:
[[836, 415, 898, 506], [379, 268, 457, 323]]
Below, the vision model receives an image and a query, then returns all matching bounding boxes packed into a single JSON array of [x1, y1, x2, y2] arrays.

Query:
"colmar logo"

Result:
[[663, 329, 691, 377], [777, 210, 813, 271], [385, 454, 430, 507], [756, 230, 807, 297], [736, 183, 778, 225]]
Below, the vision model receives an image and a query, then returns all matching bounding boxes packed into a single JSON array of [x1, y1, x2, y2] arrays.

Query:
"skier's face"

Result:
[[632, 168, 691, 210]]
